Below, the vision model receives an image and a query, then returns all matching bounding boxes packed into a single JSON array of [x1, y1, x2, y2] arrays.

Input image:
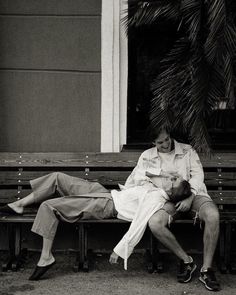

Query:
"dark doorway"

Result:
[[126, 4, 236, 151]]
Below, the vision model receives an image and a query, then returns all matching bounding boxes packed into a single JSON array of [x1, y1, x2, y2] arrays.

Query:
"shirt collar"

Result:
[[174, 140, 184, 155], [149, 140, 184, 159]]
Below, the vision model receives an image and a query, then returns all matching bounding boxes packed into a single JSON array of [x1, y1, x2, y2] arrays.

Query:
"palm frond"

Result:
[[189, 118, 212, 154], [180, 0, 202, 45], [151, 38, 194, 117], [222, 51, 234, 99], [126, 0, 236, 153], [207, 65, 225, 108], [122, 0, 180, 34], [224, 23, 236, 56], [204, 0, 226, 64]]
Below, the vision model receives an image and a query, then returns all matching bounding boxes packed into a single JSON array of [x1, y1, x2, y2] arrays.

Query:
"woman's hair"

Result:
[[169, 180, 192, 203], [149, 125, 171, 142]]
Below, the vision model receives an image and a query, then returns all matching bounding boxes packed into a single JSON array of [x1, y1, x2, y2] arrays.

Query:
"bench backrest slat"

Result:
[[0, 152, 236, 208]]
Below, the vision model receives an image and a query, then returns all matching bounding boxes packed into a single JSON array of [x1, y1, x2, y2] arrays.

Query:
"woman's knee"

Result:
[[38, 199, 55, 214], [50, 172, 64, 180], [38, 200, 50, 211], [49, 172, 67, 189]]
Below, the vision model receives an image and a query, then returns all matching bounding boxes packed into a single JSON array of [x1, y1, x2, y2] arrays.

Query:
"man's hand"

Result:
[[175, 194, 194, 212], [109, 251, 119, 264]]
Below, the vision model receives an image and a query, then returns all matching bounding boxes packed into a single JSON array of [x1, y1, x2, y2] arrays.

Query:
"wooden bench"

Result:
[[0, 152, 236, 273], [0, 152, 138, 272]]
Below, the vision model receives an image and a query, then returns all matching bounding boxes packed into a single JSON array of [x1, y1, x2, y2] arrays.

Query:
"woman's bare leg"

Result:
[[37, 237, 55, 266], [29, 235, 56, 280], [8, 193, 35, 214]]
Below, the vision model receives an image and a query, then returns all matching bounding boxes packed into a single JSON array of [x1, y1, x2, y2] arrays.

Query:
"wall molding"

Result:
[[101, 0, 128, 152]]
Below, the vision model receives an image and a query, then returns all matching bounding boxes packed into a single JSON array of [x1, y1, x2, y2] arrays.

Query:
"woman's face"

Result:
[[154, 131, 172, 153]]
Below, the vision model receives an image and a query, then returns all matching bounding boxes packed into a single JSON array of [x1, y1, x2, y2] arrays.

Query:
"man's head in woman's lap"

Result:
[[169, 180, 191, 203]]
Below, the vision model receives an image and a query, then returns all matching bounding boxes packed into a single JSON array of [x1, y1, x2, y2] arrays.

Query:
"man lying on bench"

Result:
[[0, 167, 190, 279], [0, 127, 220, 291]]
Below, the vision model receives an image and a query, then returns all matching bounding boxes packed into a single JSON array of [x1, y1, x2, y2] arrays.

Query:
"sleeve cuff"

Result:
[[145, 168, 162, 176], [190, 188, 197, 196], [113, 239, 134, 260]]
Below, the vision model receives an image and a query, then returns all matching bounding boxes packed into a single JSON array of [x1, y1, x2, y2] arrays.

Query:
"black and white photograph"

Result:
[[0, 1, 236, 294]]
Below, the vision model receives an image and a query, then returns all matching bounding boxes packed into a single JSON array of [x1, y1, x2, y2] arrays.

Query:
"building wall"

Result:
[[0, 0, 101, 152], [0, 0, 104, 251], [0, 2, 205, 255]]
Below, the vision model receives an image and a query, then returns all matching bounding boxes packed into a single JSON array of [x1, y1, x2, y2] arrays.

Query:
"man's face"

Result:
[[163, 176, 182, 197], [171, 177, 182, 196], [154, 131, 172, 153]]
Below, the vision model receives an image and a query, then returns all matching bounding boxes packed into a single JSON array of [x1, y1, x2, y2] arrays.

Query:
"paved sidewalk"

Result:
[[0, 252, 236, 295]]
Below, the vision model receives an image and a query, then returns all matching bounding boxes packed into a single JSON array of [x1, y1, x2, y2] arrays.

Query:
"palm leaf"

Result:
[[204, 0, 226, 65], [224, 23, 236, 55], [123, 0, 180, 33], [126, 0, 236, 153], [180, 0, 202, 45], [222, 51, 234, 99], [189, 118, 212, 154]]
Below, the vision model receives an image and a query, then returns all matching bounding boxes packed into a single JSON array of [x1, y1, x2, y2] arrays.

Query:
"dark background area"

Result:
[[127, 4, 236, 151]]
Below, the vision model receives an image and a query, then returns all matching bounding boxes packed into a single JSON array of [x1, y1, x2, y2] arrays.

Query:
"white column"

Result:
[[119, 0, 128, 147], [101, 0, 128, 152]]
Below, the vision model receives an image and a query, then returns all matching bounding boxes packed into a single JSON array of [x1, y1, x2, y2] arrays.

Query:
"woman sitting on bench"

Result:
[[0, 127, 221, 291]]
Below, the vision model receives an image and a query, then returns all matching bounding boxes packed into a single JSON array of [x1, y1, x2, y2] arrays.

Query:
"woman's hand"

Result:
[[109, 251, 119, 264], [161, 171, 182, 179]]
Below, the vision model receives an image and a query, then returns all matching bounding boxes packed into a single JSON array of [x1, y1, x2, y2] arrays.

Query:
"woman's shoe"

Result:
[[0, 204, 22, 215], [29, 261, 56, 281]]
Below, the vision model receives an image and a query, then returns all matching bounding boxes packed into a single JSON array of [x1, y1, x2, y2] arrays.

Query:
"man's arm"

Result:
[[175, 193, 195, 212]]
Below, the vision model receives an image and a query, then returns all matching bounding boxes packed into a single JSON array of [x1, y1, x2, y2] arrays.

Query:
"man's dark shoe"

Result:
[[199, 268, 221, 291], [177, 259, 197, 283]]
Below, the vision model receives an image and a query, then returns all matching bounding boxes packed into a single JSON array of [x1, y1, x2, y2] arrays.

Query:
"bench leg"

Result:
[[2, 224, 14, 271], [11, 224, 21, 271], [218, 221, 227, 273], [82, 226, 89, 272], [11, 224, 28, 271], [12, 248, 28, 271], [227, 222, 236, 274], [74, 224, 89, 272], [2, 223, 23, 271], [146, 232, 163, 273], [73, 225, 82, 272], [2, 223, 28, 272]]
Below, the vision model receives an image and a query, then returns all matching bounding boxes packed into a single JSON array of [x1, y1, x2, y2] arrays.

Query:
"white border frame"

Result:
[[101, 0, 128, 152]]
